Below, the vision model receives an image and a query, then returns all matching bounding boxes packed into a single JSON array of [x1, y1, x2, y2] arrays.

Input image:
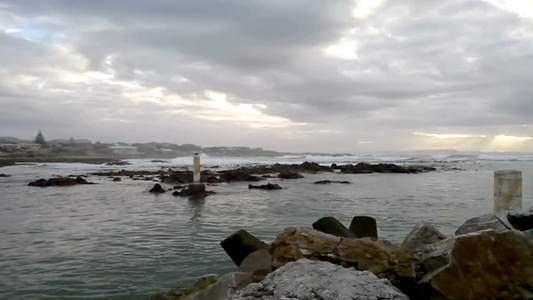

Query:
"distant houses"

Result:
[[108, 145, 140, 156], [0, 143, 41, 152]]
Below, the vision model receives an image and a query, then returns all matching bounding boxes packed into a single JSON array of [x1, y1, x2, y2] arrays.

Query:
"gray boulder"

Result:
[[229, 259, 409, 300], [455, 213, 510, 235], [402, 222, 447, 250]]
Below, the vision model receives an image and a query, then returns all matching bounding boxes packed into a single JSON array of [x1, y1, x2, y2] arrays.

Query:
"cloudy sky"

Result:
[[0, 0, 532, 153]]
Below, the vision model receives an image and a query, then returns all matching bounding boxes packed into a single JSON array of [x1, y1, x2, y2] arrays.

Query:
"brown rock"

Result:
[[418, 230, 533, 300], [402, 222, 446, 250], [269, 227, 414, 287]]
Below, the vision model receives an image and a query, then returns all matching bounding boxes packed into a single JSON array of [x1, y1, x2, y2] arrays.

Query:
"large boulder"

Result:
[[230, 259, 409, 300], [221, 230, 268, 266], [349, 216, 378, 238], [312, 217, 357, 238], [508, 207, 533, 231], [270, 227, 414, 287], [238, 249, 272, 274], [416, 230, 533, 300], [455, 213, 510, 235], [402, 222, 447, 250]]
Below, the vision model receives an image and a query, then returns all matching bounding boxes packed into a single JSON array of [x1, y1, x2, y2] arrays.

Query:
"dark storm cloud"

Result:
[[0, 0, 532, 151]]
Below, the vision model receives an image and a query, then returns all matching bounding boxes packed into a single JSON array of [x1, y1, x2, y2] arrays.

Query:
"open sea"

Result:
[[1, 154, 533, 299]]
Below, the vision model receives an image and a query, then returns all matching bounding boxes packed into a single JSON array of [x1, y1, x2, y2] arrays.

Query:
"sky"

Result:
[[0, 0, 532, 153]]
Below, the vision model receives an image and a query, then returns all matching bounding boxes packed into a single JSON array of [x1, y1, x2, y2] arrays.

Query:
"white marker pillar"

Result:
[[193, 153, 201, 184], [494, 170, 522, 215]]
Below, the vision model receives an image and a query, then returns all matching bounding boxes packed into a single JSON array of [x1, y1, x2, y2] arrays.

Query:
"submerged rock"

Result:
[[248, 183, 282, 190], [0, 173, 11, 177], [270, 227, 414, 287], [340, 163, 435, 174], [402, 222, 446, 250], [455, 213, 510, 235], [230, 259, 409, 300], [314, 180, 351, 184], [277, 171, 304, 179], [417, 229, 533, 300], [28, 176, 95, 187], [105, 160, 131, 166], [176, 184, 215, 199], [149, 183, 166, 194], [221, 229, 268, 266], [112, 177, 121, 182]]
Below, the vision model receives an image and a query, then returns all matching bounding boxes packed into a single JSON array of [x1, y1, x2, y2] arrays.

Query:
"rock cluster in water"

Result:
[[153, 208, 533, 300], [89, 161, 437, 185], [28, 176, 95, 187]]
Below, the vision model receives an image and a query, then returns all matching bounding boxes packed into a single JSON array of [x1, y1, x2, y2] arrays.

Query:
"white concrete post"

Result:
[[494, 170, 522, 215], [193, 153, 201, 184]]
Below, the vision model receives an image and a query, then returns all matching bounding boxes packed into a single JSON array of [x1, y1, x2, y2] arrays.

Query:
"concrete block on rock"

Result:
[[349, 216, 378, 238], [312, 216, 356, 238], [221, 230, 268, 266]]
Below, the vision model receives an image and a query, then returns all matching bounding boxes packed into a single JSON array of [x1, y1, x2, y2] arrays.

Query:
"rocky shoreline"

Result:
[[151, 208, 533, 300]]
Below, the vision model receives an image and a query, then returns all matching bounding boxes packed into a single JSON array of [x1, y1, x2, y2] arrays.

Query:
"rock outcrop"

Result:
[[230, 259, 409, 300], [269, 227, 414, 287], [416, 230, 533, 300], [28, 176, 95, 187], [455, 213, 510, 235], [0, 173, 11, 177], [402, 221, 446, 250], [176, 184, 214, 199], [248, 183, 282, 190]]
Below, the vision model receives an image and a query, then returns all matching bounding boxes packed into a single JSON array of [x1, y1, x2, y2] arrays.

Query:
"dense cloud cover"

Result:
[[0, 0, 532, 152]]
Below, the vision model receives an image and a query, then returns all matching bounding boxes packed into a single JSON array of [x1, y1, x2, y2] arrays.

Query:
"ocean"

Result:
[[1, 154, 532, 299]]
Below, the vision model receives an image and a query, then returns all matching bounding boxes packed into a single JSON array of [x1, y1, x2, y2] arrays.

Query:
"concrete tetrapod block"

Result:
[[221, 230, 268, 266], [349, 216, 378, 238], [312, 217, 356, 238]]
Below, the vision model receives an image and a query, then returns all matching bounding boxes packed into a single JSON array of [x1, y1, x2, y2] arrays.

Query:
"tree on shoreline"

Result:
[[34, 130, 47, 148]]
